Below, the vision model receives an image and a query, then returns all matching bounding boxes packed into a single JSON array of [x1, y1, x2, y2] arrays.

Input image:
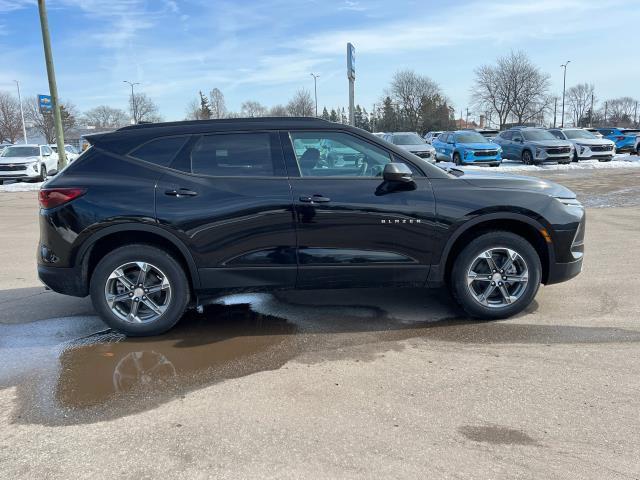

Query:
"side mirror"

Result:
[[383, 163, 413, 183]]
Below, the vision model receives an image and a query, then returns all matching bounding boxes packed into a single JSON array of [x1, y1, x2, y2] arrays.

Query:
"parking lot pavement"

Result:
[[1, 170, 640, 479]]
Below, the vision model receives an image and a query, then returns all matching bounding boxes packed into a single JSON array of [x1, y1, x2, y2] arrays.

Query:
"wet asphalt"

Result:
[[1, 168, 640, 479]]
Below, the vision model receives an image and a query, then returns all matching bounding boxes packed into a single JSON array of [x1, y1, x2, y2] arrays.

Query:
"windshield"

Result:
[[454, 132, 487, 143], [50, 146, 58, 152], [522, 129, 557, 141], [564, 129, 596, 140], [1, 146, 40, 157], [392, 133, 425, 145]]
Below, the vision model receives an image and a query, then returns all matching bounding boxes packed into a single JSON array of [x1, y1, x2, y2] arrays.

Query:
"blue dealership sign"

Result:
[[38, 94, 52, 113]]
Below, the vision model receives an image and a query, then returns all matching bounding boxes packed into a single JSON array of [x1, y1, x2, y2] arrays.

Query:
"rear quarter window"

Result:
[[190, 133, 275, 177], [129, 136, 189, 167]]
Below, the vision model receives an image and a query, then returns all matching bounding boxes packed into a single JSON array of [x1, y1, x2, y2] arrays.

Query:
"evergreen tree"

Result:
[[377, 96, 397, 132], [321, 106, 330, 121], [354, 104, 364, 129], [199, 91, 211, 119], [340, 107, 348, 124], [329, 109, 339, 122]]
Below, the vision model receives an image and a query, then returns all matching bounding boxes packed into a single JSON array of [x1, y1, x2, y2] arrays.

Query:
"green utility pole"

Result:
[[37, 0, 67, 170]]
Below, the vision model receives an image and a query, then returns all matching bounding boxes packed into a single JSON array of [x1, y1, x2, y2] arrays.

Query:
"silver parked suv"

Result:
[[548, 128, 615, 162], [494, 127, 573, 165]]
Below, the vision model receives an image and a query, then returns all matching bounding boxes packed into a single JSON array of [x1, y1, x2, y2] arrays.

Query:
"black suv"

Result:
[[38, 118, 585, 336]]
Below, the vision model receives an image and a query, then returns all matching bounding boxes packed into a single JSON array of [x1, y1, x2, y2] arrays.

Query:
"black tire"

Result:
[[453, 152, 461, 165], [38, 164, 47, 182], [573, 151, 579, 162], [449, 231, 542, 320], [90, 244, 190, 336], [490, 162, 499, 167], [522, 150, 533, 165]]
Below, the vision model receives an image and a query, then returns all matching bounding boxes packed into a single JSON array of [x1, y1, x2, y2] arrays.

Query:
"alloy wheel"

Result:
[[104, 262, 172, 324], [466, 247, 529, 308]]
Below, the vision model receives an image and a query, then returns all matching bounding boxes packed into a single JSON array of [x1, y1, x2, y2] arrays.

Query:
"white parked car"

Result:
[[423, 131, 443, 144], [0, 144, 58, 183], [50, 143, 80, 162], [383, 132, 436, 162], [548, 128, 616, 162]]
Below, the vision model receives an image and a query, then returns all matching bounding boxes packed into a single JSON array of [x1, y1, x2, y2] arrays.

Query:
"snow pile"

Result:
[[440, 154, 640, 173], [0, 181, 44, 192]]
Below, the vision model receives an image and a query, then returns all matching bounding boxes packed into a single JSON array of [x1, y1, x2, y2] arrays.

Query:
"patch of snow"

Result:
[[439, 154, 640, 173], [0, 180, 44, 192]]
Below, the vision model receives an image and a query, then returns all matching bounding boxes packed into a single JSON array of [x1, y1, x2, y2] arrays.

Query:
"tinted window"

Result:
[[191, 133, 274, 177], [290, 131, 392, 177], [500, 131, 512, 140], [454, 132, 487, 143], [598, 129, 612, 135], [130, 136, 189, 167], [549, 130, 565, 139], [522, 129, 556, 141]]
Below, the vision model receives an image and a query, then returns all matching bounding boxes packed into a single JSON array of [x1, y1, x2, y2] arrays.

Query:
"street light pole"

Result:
[[37, 0, 67, 169], [14, 80, 28, 144], [124, 80, 140, 124], [560, 60, 570, 128], [310, 73, 319, 117]]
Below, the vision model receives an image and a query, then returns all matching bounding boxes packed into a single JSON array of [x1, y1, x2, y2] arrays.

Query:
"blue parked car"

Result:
[[595, 128, 636, 153], [432, 130, 502, 166]]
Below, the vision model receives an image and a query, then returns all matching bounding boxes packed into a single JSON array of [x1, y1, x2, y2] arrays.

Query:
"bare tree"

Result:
[[241, 100, 268, 118], [269, 104, 288, 116], [472, 51, 549, 128], [287, 89, 314, 117], [25, 96, 77, 143], [0, 91, 23, 143], [209, 88, 227, 119], [83, 105, 129, 128], [129, 92, 161, 123], [567, 83, 596, 127], [604, 97, 638, 127], [388, 70, 441, 131]]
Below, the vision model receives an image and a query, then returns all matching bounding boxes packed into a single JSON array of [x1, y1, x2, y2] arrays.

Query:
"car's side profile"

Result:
[[38, 118, 585, 336], [494, 127, 573, 164], [431, 130, 502, 166], [0, 144, 58, 183]]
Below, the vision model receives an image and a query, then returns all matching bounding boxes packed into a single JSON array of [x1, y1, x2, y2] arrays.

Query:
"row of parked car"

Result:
[[376, 126, 640, 167], [0, 143, 80, 184]]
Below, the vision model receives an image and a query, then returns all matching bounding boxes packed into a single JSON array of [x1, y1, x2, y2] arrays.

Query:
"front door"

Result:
[[282, 130, 437, 289], [155, 131, 296, 291]]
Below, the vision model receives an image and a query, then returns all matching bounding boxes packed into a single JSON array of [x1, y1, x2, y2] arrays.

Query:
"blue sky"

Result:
[[1, 0, 638, 121]]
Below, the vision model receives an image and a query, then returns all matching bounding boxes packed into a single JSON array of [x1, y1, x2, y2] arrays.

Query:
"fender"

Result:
[[429, 211, 555, 285], [76, 222, 201, 289]]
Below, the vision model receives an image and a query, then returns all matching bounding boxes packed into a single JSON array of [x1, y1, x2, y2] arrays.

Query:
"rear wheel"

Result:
[[449, 231, 542, 319], [90, 244, 190, 336], [522, 150, 533, 165]]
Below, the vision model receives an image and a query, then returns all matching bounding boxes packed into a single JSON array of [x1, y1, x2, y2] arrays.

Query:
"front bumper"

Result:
[[0, 163, 40, 180], [534, 149, 572, 163], [546, 257, 583, 284]]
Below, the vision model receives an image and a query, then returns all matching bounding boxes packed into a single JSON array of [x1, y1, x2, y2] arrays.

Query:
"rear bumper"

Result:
[[38, 264, 88, 297]]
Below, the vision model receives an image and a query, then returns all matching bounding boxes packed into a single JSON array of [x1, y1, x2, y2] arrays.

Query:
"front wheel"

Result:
[[449, 231, 542, 319], [522, 150, 533, 165], [90, 244, 190, 336], [453, 152, 461, 165], [37, 164, 47, 182]]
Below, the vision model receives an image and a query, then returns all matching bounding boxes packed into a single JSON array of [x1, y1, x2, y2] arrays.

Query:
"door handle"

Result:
[[299, 194, 331, 203], [165, 188, 198, 197]]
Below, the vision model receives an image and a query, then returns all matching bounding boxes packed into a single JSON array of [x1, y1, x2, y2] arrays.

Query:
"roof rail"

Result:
[[117, 116, 331, 131]]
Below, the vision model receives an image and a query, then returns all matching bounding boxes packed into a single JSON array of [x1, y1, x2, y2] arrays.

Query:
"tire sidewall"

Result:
[[522, 150, 532, 165], [450, 232, 542, 319], [90, 244, 190, 336]]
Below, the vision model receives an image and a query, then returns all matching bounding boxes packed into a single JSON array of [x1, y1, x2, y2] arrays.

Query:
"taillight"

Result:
[[39, 188, 86, 209]]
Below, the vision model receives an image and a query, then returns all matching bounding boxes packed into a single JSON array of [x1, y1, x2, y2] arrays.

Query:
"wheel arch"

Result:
[[76, 224, 201, 291], [437, 213, 553, 286]]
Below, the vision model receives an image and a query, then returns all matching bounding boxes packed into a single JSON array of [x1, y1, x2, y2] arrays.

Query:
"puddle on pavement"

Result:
[[2, 289, 640, 426], [458, 425, 538, 446]]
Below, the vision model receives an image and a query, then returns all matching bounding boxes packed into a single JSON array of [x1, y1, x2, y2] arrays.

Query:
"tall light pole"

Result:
[[38, 0, 67, 169], [124, 80, 140, 124], [310, 73, 319, 117], [14, 80, 27, 144], [560, 60, 570, 128]]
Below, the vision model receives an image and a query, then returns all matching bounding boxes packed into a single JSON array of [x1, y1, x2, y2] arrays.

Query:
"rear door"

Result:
[[282, 130, 436, 289], [155, 131, 296, 290]]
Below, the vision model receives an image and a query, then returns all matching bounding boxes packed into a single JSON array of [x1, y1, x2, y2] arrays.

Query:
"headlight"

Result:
[[29, 162, 38, 170], [535, 148, 544, 157]]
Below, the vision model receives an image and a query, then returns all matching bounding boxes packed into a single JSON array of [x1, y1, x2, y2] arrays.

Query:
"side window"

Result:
[[289, 131, 393, 178], [599, 129, 611, 135], [500, 131, 512, 140], [549, 130, 564, 139], [129, 136, 189, 168], [512, 132, 522, 141], [191, 133, 275, 177]]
